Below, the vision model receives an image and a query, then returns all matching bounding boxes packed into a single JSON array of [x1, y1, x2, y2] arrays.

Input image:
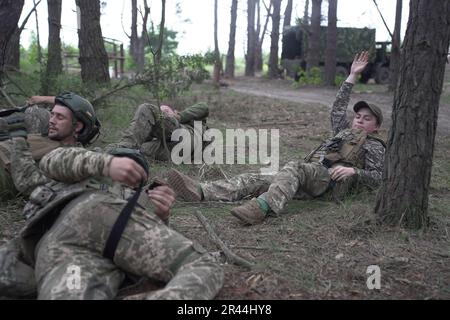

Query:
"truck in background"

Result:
[[281, 25, 391, 84]]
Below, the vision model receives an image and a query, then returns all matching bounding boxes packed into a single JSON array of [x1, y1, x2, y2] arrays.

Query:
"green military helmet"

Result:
[[108, 147, 149, 175], [55, 92, 101, 145]]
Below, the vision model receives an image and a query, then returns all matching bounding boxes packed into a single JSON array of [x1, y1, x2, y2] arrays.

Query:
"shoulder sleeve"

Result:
[[179, 102, 209, 124], [331, 81, 353, 135], [10, 137, 51, 195], [39, 147, 114, 183]]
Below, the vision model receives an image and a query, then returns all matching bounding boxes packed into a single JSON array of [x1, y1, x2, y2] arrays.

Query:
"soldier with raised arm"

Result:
[[167, 52, 386, 225]]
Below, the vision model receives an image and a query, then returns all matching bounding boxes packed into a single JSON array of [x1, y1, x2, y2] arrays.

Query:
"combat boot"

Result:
[[167, 169, 203, 202], [230, 198, 266, 225]]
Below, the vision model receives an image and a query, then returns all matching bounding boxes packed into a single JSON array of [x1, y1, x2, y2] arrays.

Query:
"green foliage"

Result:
[[144, 53, 210, 103], [295, 67, 323, 86], [146, 26, 179, 56]]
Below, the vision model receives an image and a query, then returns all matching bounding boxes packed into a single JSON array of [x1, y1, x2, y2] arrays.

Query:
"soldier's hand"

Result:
[[329, 165, 356, 182], [148, 185, 175, 223], [350, 51, 369, 76], [109, 157, 148, 188], [26, 95, 55, 106]]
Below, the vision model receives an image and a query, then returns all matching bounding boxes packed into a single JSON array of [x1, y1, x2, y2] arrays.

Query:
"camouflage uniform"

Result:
[[0, 107, 53, 199], [110, 102, 209, 162], [259, 81, 385, 214], [200, 82, 385, 211], [0, 147, 223, 300], [201, 172, 274, 202]]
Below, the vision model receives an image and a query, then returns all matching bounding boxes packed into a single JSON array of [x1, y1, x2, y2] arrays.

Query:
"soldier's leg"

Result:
[[36, 192, 223, 300], [113, 207, 224, 300], [202, 172, 274, 202], [118, 103, 180, 149], [259, 161, 330, 214], [34, 225, 124, 300], [0, 238, 36, 298], [24, 105, 50, 135]]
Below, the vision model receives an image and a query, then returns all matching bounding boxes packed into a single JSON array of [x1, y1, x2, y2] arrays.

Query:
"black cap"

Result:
[[353, 101, 383, 125]]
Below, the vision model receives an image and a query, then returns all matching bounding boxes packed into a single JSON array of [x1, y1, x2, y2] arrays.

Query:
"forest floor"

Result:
[[1, 76, 449, 299]]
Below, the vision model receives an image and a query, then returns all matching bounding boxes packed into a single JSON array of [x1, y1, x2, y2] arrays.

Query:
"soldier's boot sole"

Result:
[[167, 169, 202, 202]]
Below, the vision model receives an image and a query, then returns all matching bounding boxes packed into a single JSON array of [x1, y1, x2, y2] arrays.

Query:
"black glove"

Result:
[[5, 112, 28, 139]]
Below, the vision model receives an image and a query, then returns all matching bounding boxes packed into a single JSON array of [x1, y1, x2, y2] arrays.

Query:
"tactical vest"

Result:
[[305, 128, 385, 169]]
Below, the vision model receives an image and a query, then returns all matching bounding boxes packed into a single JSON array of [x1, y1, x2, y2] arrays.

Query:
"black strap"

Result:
[[103, 181, 144, 260]]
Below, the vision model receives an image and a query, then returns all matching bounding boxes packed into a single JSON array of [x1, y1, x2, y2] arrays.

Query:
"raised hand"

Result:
[[350, 51, 369, 76]]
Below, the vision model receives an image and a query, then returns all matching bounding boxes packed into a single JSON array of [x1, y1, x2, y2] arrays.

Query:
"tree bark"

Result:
[[245, 0, 256, 76], [268, 0, 282, 79], [130, 0, 149, 73], [283, 0, 293, 27], [303, 0, 310, 25], [255, 0, 272, 72], [43, 0, 63, 94], [388, 0, 403, 91], [213, 0, 221, 86], [75, 0, 110, 84], [375, 0, 450, 229], [306, 0, 321, 70], [324, 0, 337, 86], [225, 0, 238, 78], [0, 0, 24, 82]]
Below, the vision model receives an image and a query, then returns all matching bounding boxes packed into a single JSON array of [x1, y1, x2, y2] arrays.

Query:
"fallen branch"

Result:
[[230, 245, 294, 253], [193, 210, 255, 269], [0, 87, 16, 107]]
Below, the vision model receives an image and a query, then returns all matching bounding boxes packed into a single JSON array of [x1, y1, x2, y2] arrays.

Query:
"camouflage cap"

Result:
[[353, 101, 383, 125]]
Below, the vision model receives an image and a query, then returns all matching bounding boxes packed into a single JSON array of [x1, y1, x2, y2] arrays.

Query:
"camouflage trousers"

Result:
[[201, 173, 274, 202], [31, 191, 223, 300], [110, 103, 181, 161], [259, 161, 331, 214]]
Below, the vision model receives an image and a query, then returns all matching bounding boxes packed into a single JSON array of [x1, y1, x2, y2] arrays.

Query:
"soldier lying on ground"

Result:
[[29, 96, 210, 163], [106, 101, 209, 162], [0, 93, 100, 199], [0, 146, 224, 299], [167, 51, 386, 225]]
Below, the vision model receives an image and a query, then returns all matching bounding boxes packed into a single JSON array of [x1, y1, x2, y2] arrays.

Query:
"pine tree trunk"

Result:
[[0, 0, 24, 82], [268, 0, 282, 79], [324, 0, 337, 86], [225, 0, 238, 78], [213, 0, 221, 86], [306, 0, 321, 70], [75, 0, 110, 84], [5, 28, 20, 71], [388, 0, 403, 91], [245, 0, 256, 76], [284, 0, 293, 27], [375, 0, 450, 229], [43, 0, 63, 94]]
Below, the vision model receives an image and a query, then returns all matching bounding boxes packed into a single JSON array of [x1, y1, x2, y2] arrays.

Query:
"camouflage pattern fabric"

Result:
[[0, 147, 223, 300], [24, 105, 50, 135], [258, 81, 385, 214], [259, 161, 331, 214], [0, 162, 15, 200], [202, 172, 274, 202], [0, 238, 36, 298], [34, 191, 223, 299], [110, 103, 209, 162], [9, 138, 53, 196]]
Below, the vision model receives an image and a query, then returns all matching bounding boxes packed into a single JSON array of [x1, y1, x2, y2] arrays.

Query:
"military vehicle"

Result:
[[281, 25, 391, 84]]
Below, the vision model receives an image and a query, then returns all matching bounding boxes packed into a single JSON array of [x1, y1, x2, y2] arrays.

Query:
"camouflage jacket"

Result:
[[328, 81, 385, 188], [178, 102, 209, 126], [9, 137, 77, 196]]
